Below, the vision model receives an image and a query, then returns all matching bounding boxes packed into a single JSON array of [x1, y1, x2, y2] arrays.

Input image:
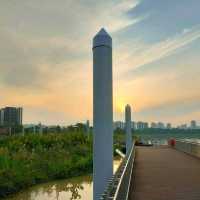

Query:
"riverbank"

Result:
[[2, 158, 123, 200], [0, 133, 92, 198]]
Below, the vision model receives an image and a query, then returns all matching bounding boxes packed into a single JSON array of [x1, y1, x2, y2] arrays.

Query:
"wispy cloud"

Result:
[[0, 0, 140, 89], [117, 25, 200, 75]]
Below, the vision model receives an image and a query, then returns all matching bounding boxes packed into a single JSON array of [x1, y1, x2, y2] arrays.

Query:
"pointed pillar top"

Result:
[[126, 104, 131, 109], [125, 104, 131, 113], [96, 28, 110, 36], [93, 28, 112, 49]]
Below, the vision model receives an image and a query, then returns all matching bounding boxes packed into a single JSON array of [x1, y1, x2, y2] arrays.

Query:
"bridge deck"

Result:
[[129, 146, 200, 200]]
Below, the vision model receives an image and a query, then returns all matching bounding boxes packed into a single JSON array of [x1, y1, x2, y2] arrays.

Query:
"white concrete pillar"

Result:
[[93, 28, 113, 200], [125, 104, 132, 154]]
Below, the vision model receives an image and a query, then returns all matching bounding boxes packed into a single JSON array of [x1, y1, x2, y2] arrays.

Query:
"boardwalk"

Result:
[[129, 146, 200, 200]]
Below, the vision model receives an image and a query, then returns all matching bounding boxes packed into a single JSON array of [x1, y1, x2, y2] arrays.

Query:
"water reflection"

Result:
[[5, 175, 92, 200], [54, 183, 83, 200], [183, 138, 200, 144], [44, 178, 86, 200], [4, 159, 122, 200]]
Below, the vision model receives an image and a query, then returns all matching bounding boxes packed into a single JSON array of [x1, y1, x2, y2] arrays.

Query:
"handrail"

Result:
[[175, 140, 200, 158], [126, 148, 135, 200], [176, 139, 200, 145], [114, 144, 135, 200], [100, 143, 135, 200]]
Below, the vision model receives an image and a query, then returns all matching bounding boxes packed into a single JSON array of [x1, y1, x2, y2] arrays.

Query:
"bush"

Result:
[[0, 132, 92, 198]]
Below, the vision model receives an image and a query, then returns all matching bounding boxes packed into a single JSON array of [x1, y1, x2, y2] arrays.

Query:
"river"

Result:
[[4, 159, 122, 200]]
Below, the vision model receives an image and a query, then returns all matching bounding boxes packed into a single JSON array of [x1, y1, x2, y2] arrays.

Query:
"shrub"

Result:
[[0, 132, 92, 198]]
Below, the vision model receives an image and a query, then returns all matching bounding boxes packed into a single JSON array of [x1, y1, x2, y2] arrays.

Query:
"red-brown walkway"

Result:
[[129, 146, 200, 200]]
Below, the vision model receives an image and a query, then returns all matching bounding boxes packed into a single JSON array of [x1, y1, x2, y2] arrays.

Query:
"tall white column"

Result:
[[125, 104, 132, 154], [93, 28, 113, 200]]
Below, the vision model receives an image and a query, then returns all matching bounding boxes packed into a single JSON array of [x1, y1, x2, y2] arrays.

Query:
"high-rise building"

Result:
[[191, 120, 196, 129], [179, 124, 187, 129], [144, 122, 149, 129], [136, 121, 148, 129], [136, 121, 143, 129], [0, 109, 4, 126], [157, 122, 165, 129], [0, 107, 23, 126], [86, 120, 90, 134], [131, 121, 135, 129], [166, 123, 172, 129], [151, 122, 157, 128], [17, 107, 23, 125], [114, 121, 124, 130]]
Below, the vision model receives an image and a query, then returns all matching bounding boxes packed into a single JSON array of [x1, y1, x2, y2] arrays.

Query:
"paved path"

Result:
[[129, 146, 200, 200]]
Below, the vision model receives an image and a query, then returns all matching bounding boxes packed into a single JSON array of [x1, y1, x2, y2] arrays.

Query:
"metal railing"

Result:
[[100, 144, 135, 200], [175, 140, 200, 158]]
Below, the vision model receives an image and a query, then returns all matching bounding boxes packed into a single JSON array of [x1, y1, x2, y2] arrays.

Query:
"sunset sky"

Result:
[[0, 0, 200, 126]]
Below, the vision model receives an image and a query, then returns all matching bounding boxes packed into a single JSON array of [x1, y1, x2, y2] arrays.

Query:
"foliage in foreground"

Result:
[[0, 133, 92, 198]]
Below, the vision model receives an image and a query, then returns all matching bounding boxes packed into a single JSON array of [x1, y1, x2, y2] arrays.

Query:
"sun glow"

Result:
[[115, 98, 126, 113]]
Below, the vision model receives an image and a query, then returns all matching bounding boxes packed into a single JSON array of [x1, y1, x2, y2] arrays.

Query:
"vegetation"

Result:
[[4, 125, 198, 198], [113, 128, 126, 154], [0, 132, 92, 198]]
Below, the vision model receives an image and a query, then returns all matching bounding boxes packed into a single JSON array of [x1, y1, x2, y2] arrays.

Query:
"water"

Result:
[[183, 138, 200, 144], [4, 159, 122, 200], [4, 176, 92, 200]]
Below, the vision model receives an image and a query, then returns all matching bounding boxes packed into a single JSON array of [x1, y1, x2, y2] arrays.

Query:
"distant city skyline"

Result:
[[0, 1, 200, 125], [114, 120, 200, 130], [22, 119, 200, 129]]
